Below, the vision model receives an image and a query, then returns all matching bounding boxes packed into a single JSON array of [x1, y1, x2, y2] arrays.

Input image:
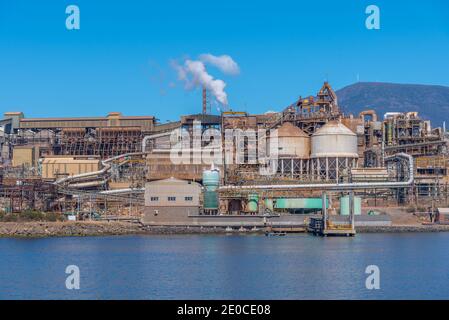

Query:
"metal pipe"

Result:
[[54, 166, 110, 185], [219, 153, 413, 191], [99, 188, 145, 195], [54, 152, 146, 185], [67, 180, 107, 188], [359, 110, 378, 122], [349, 191, 355, 230], [322, 192, 327, 232], [101, 152, 146, 164], [384, 139, 445, 150]]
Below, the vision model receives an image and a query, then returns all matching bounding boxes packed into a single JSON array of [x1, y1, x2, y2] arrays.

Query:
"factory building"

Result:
[[1, 82, 449, 227], [0, 111, 155, 160], [143, 178, 202, 224]]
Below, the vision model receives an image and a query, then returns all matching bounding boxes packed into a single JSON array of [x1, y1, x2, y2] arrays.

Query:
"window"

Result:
[[185, 196, 193, 201], [168, 196, 176, 202], [150, 197, 159, 202]]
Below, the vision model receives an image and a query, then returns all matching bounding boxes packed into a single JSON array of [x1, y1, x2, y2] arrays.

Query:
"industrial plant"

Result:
[[1, 82, 448, 235]]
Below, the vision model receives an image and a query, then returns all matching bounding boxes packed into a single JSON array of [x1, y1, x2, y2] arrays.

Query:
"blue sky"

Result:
[[0, 0, 448, 122]]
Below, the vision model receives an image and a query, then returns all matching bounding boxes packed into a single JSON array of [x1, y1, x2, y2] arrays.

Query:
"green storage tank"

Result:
[[202, 168, 220, 211], [264, 198, 274, 212], [204, 191, 219, 210], [203, 169, 220, 191], [247, 194, 259, 213], [340, 196, 362, 215]]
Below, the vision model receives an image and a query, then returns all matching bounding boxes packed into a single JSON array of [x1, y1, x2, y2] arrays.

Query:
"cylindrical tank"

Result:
[[247, 194, 259, 213], [340, 196, 362, 216], [264, 198, 274, 212], [204, 191, 219, 210], [203, 169, 220, 191], [203, 168, 220, 211], [386, 121, 393, 145], [311, 121, 358, 158], [268, 122, 310, 158]]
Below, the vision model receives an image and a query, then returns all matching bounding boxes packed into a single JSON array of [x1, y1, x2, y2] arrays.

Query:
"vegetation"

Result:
[[0, 210, 62, 222], [406, 206, 427, 213], [337, 82, 449, 125]]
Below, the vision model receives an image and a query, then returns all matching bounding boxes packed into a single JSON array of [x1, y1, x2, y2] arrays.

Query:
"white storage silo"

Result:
[[311, 121, 358, 181], [267, 122, 310, 179]]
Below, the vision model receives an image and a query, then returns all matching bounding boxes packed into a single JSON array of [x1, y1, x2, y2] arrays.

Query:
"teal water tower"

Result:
[[203, 168, 220, 211]]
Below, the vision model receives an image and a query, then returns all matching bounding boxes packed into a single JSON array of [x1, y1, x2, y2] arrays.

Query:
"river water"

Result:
[[0, 233, 448, 300]]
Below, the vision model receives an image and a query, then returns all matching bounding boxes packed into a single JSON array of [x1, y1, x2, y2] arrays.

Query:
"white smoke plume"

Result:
[[199, 54, 240, 75], [172, 54, 240, 106]]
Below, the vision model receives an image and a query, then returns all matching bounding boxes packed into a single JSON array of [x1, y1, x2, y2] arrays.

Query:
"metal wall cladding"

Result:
[[311, 121, 358, 158], [268, 122, 310, 159]]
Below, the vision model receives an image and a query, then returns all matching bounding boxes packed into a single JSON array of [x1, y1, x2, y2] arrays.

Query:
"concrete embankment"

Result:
[[357, 225, 449, 233], [1, 221, 449, 238]]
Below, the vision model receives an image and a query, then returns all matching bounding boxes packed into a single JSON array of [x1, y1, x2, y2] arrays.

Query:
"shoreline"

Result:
[[0, 222, 232, 238], [1, 221, 449, 238]]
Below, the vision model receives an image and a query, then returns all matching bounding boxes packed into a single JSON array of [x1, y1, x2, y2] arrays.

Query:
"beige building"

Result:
[[12, 145, 37, 167], [41, 156, 101, 179], [143, 177, 202, 225]]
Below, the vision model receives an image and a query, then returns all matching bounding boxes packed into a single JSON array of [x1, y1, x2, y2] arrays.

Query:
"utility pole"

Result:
[[349, 190, 355, 231], [322, 192, 327, 233]]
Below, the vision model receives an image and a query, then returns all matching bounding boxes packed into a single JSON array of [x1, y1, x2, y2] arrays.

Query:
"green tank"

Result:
[[204, 191, 219, 210], [340, 196, 362, 215], [202, 169, 220, 191], [202, 169, 220, 211], [247, 194, 259, 213], [264, 199, 274, 212], [274, 198, 327, 209]]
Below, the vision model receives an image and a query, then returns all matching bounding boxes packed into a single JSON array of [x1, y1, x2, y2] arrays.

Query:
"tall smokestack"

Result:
[[202, 86, 207, 114]]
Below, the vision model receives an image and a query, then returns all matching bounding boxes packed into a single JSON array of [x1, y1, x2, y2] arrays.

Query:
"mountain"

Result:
[[336, 82, 449, 126]]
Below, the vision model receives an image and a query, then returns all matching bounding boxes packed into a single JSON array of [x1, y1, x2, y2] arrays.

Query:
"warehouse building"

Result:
[[143, 178, 202, 224], [1, 111, 155, 160], [41, 156, 101, 180]]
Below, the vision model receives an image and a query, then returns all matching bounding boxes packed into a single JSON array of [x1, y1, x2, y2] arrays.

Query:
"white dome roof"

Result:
[[313, 121, 356, 137]]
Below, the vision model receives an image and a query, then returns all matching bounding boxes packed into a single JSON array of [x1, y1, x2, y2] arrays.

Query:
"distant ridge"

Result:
[[336, 82, 449, 126]]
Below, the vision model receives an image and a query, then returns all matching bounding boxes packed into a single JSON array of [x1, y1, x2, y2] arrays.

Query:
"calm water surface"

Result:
[[1, 233, 449, 299]]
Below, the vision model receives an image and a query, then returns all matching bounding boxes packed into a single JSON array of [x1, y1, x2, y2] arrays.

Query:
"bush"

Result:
[[0, 210, 63, 222], [45, 212, 62, 222]]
